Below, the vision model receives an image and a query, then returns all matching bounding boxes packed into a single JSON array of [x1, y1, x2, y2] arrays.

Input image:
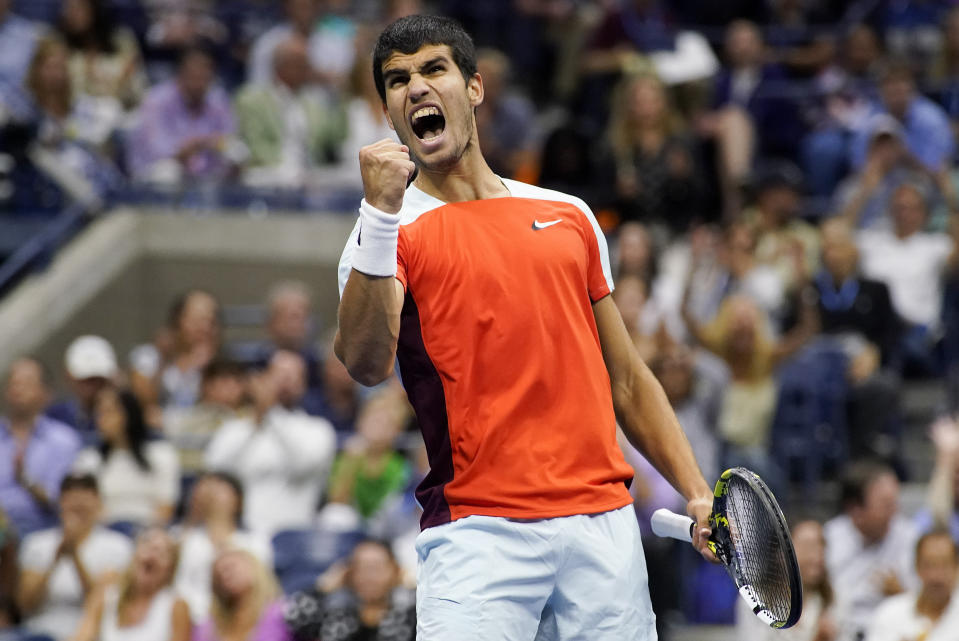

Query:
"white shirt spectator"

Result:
[[865, 589, 959, 641], [857, 229, 953, 328], [248, 21, 355, 87], [100, 584, 178, 641], [19, 526, 133, 639], [204, 407, 336, 536], [824, 514, 919, 641], [173, 526, 272, 623], [72, 441, 180, 525]]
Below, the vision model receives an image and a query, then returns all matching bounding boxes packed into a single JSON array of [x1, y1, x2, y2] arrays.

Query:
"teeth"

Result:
[[412, 106, 441, 120]]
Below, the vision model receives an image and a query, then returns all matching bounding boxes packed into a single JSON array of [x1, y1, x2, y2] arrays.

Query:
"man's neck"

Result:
[[8, 414, 37, 436], [412, 141, 509, 204]]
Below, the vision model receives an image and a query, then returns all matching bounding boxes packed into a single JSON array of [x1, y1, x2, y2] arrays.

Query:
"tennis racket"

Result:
[[650, 467, 802, 629]]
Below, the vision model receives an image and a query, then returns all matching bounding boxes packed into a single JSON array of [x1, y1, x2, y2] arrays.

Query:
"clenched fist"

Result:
[[359, 139, 417, 214]]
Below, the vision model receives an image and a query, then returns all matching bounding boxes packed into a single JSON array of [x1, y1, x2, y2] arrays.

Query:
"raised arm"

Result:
[[335, 139, 415, 386], [593, 295, 716, 561]]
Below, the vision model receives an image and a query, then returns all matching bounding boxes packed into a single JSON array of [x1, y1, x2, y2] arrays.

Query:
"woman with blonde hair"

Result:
[[70, 528, 190, 641], [604, 72, 703, 235], [193, 549, 290, 641]]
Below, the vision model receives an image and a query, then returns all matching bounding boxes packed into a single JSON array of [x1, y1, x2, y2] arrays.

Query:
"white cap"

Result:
[[65, 335, 118, 380]]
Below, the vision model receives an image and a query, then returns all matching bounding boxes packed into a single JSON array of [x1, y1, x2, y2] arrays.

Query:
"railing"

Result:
[[0, 204, 89, 296]]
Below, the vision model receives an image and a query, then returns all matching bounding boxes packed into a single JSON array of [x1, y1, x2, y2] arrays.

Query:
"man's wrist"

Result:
[[351, 199, 400, 278]]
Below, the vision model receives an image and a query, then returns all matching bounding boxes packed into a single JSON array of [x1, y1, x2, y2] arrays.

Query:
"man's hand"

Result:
[[687, 494, 720, 563], [359, 139, 416, 214]]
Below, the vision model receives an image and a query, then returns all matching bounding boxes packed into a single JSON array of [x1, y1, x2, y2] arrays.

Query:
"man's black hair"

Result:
[[372, 14, 477, 103], [60, 472, 99, 495], [839, 459, 895, 511]]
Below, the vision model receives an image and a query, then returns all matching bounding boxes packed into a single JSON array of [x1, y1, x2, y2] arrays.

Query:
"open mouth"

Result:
[[410, 105, 446, 141]]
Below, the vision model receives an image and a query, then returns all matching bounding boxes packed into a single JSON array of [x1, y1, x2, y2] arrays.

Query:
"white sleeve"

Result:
[[273, 415, 337, 480], [203, 420, 248, 472], [71, 448, 102, 474], [338, 217, 362, 298]]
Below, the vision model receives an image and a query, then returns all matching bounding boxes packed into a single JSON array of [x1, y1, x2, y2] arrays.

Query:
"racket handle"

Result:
[[650, 508, 695, 543]]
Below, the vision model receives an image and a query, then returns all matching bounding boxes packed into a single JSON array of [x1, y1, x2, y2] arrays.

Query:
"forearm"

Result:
[[614, 356, 712, 502], [336, 272, 402, 386], [928, 452, 956, 527], [71, 554, 94, 595], [18, 568, 54, 614]]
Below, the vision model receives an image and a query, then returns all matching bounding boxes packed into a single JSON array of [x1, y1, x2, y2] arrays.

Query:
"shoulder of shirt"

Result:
[[501, 178, 594, 216], [35, 416, 80, 446], [22, 527, 60, 549], [396, 179, 595, 226], [874, 591, 916, 617], [92, 526, 134, 546]]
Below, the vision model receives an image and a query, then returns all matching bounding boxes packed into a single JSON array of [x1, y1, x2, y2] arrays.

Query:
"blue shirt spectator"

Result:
[[0, 358, 81, 537], [851, 63, 955, 172], [0, 2, 43, 122]]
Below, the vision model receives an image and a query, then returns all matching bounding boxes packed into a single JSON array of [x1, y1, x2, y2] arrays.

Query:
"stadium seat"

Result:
[[271, 528, 364, 595]]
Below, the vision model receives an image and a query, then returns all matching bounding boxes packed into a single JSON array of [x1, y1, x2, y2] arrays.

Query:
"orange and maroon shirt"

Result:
[[339, 179, 634, 529]]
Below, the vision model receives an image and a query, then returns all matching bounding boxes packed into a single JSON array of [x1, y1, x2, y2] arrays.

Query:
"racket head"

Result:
[[709, 467, 803, 629]]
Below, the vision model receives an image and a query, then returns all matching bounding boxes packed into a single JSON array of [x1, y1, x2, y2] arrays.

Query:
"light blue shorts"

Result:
[[415, 505, 656, 641]]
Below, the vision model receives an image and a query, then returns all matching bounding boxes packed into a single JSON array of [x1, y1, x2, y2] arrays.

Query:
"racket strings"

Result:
[[725, 478, 794, 622]]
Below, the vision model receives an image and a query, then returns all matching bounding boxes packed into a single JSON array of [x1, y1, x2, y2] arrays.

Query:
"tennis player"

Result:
[[335, 14, 716, 640]]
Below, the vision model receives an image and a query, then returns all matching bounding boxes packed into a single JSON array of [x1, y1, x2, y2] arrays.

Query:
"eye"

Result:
[[388, 75, 408, 88], [428, 65, 444, 74]]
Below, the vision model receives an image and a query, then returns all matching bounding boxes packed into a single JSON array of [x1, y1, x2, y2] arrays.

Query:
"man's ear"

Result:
[[382, 102, 395, 131], [468, 72, 484, 108]]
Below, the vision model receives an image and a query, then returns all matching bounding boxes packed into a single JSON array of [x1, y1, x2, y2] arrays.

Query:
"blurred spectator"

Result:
[[46, 335, 119, 445], [682, 291, 817, 484], [699, 20, 803, 218], [131, 289, 221, 424], [16, 473, 133, 640], [21, 35, 121, 208], [69, 527, 191, 641], [307, 339, 359, 434], [285, 539, 415, 641], [236, 35, 346, 188], [736, 519, 837, 641], [204, 350, 336, 537], [834, 115, 929, 230], [327, 389, 410, 522], [815, 219, 903, 461], [248, 0, 356, 91], [166, 360, 248, 477], [0, 357, 81, 537], [0, 508, 17, 619], [612, 273, 658, 362], [683, 222, 786, 327], [0, 0, 44, 122], [865, 529, 959, 641], [175, 472, 271, 624], [251, 281, 321, 392], [72, 387, 180, 527], [613, 221, 656, 282], [126, 46, 237, 185], [474, 48, 538, 180], [801, 23, 883, 199], [318, 52, 396, 192], [825, 460, 919, 641], [603, 73, 703, 235], [746, 163, 820, 292], [851, 61, 954, 174], [535, 122, 609, 211], [56, 0, 147, 110], [856, 182, 957, 374], [192, 549, 289, 641]]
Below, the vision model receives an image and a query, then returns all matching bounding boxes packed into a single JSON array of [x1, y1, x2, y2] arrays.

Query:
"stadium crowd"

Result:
[[4, 0, 959, 640]]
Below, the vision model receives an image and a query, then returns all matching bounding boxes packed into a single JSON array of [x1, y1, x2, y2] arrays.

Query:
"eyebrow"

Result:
[[382, 56, 450, 84]]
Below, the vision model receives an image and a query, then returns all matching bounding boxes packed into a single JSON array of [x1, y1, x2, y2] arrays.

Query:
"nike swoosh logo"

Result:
[[532, 219, 562, 230]]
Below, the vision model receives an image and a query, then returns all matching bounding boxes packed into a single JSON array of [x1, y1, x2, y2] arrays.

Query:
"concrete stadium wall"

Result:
[[0, 207, 357, 393]]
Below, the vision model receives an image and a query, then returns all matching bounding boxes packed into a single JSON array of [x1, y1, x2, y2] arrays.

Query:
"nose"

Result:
[[408, 72, 429, 102]]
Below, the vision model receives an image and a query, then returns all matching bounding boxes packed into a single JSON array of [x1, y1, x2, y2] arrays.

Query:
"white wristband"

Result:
[[351, 199, 400, 278]]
